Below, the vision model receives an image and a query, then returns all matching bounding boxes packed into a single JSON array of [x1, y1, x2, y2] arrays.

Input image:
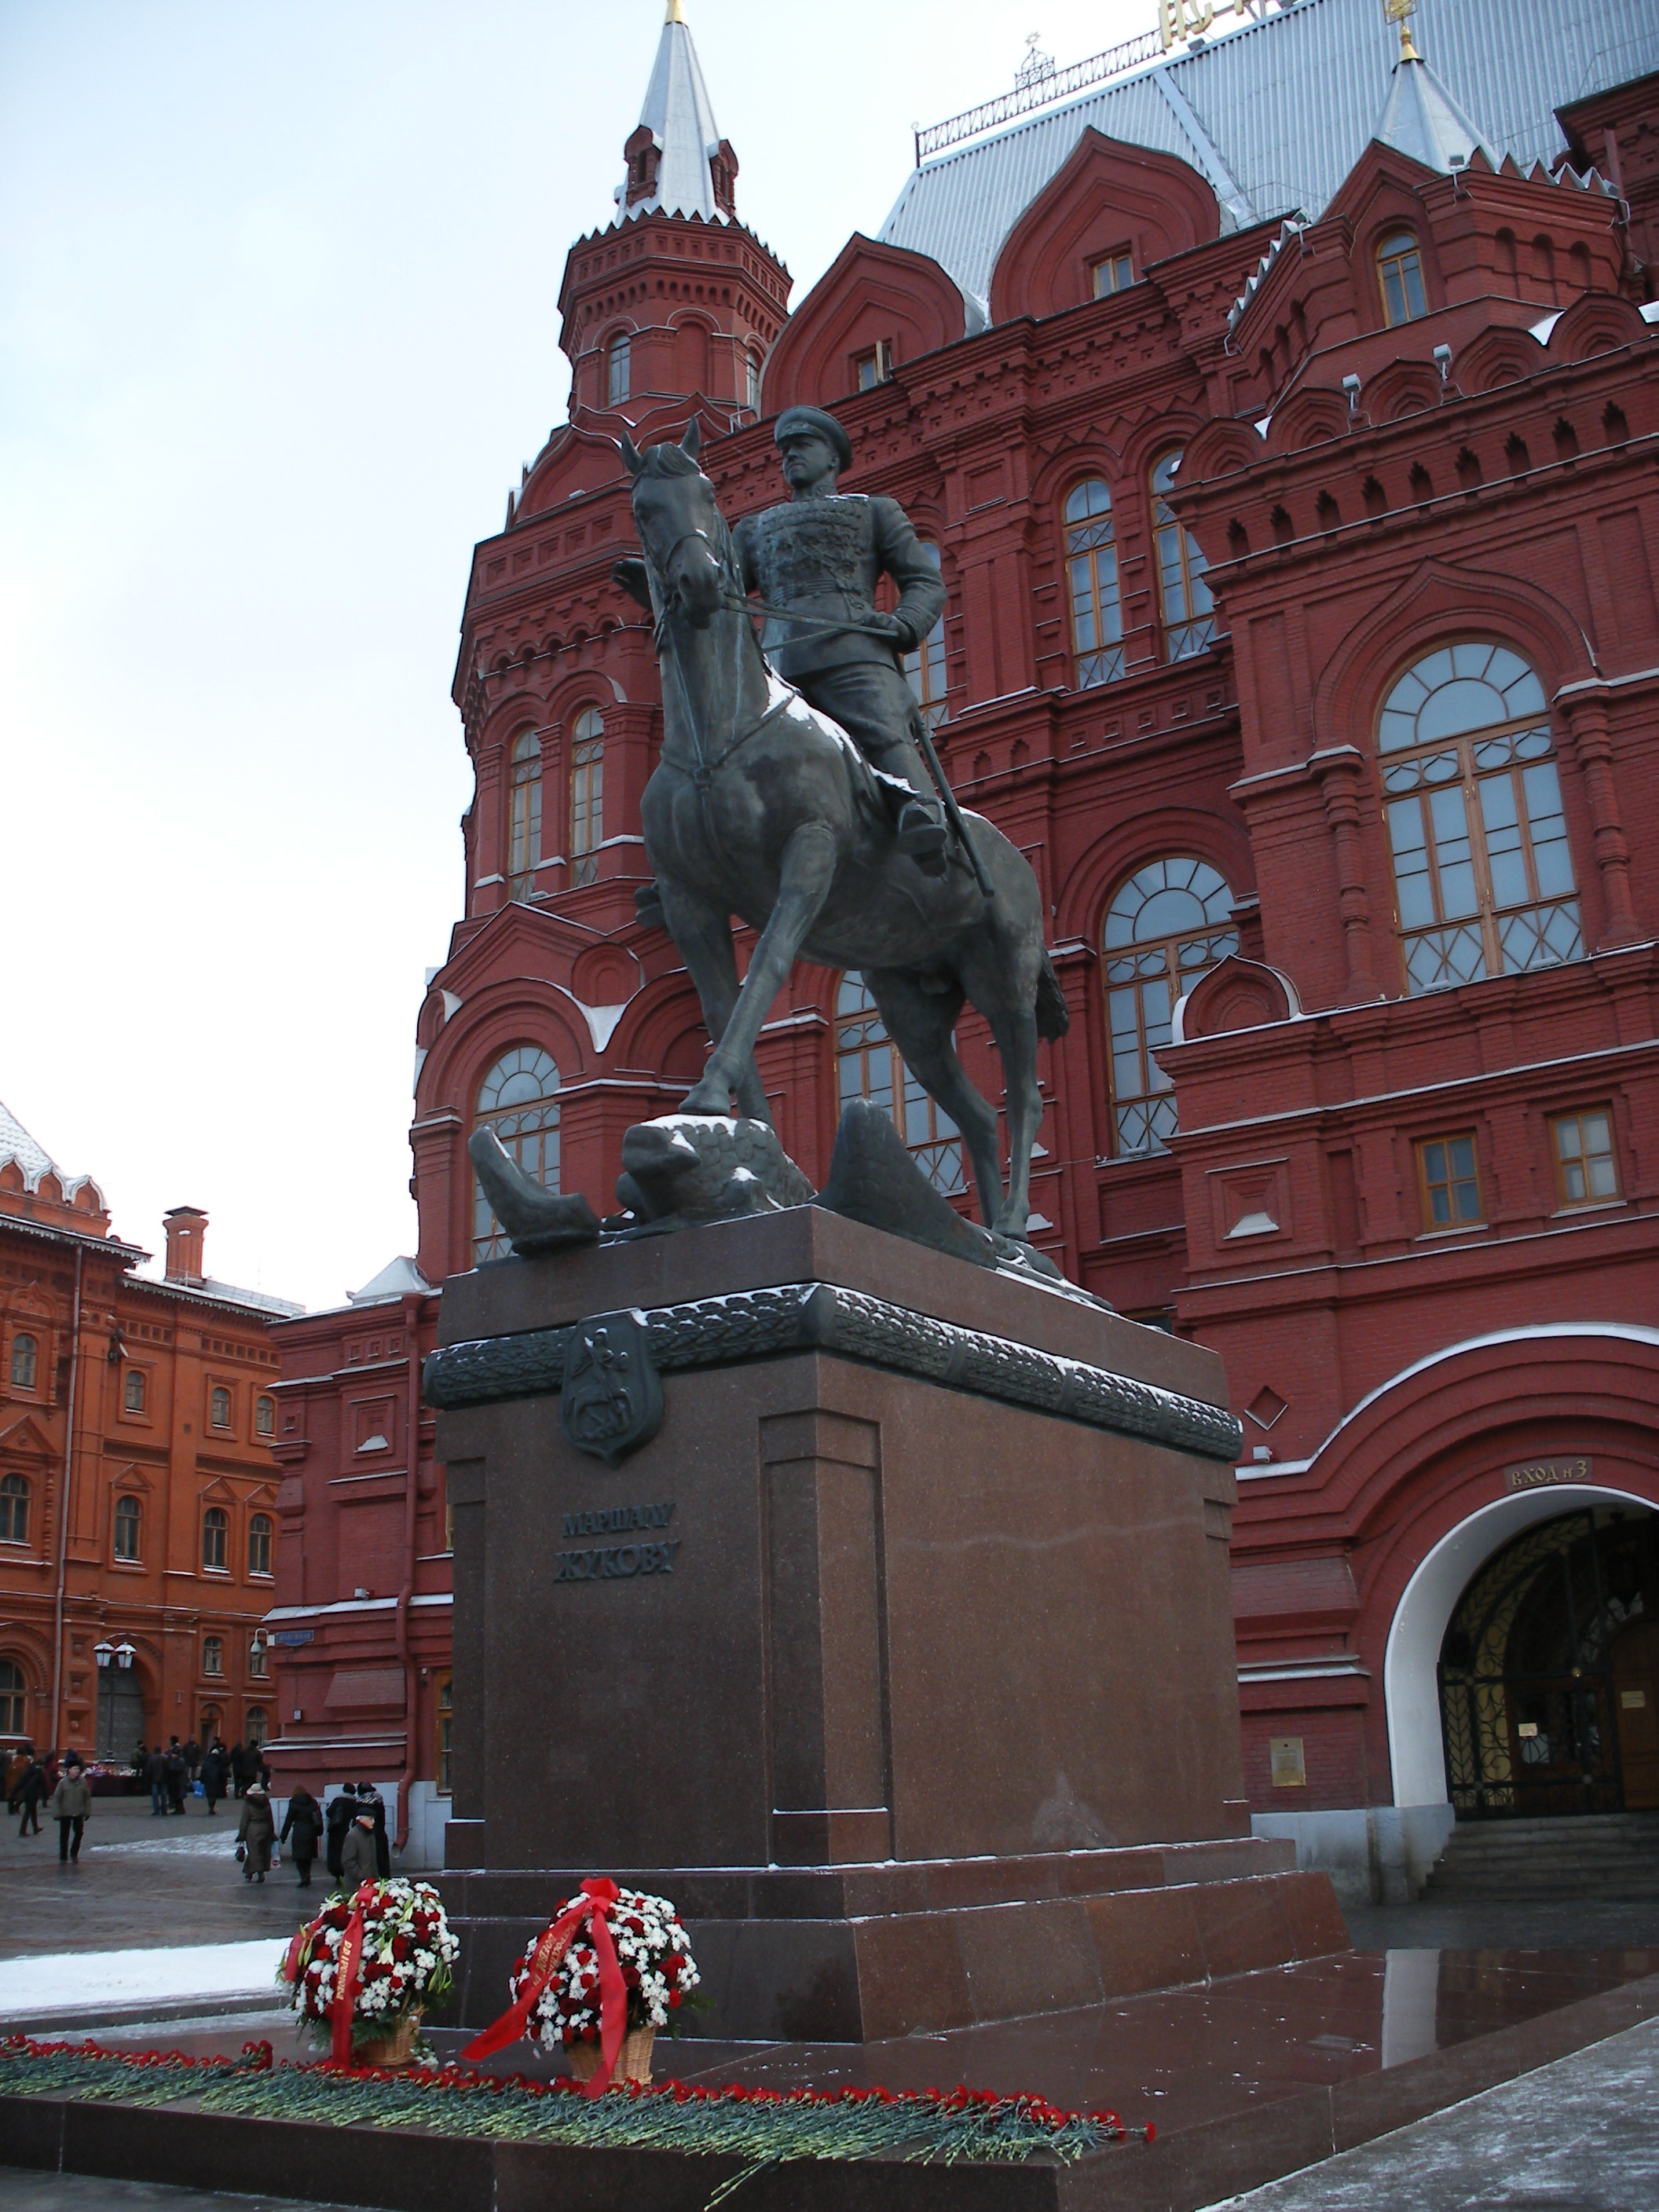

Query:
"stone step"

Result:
[[1437, 1840, 1659, 1858], [1423, 1812, 1659, 1898]]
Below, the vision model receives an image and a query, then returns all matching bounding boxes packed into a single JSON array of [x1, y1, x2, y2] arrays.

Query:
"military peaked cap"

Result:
[[774, 405, 853, 472]]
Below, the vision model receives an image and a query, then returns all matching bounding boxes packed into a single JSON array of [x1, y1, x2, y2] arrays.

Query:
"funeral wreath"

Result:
[[280, 1877, 459, 2066], [463, 1877, 700, 2090]]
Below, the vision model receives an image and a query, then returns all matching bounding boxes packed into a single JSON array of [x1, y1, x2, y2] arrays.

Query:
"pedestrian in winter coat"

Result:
[[16, 1756, 47, 1837], [324, 1785, 358, 1877], [145, 1745, 167, 1817], [46, 1757, 91, 1863], [236, 1784, 275, 1881], [338, 1811, 378, 1893], [280, 1788, 323, 1887], [183, 1736, 200, 1782], [164, 1745, 188, 1815], [200, 1743, 229, 1815], [229, 1742, 250, 1798], [3, 1747, 28, 1807], [355, 1782, 392, 1877]]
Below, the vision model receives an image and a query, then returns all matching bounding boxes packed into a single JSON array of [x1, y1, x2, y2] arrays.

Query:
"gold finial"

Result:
[[665, 0, 687, 20], [1384, 0, 1421, 63]]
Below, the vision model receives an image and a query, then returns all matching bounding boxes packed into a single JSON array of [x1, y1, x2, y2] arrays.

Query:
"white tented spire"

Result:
[[1375, 43, 1491, 176], [617, 2, 727, 222]]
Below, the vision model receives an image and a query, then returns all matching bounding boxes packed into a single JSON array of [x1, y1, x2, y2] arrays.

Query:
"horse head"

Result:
[[615, 418, 730, 630]]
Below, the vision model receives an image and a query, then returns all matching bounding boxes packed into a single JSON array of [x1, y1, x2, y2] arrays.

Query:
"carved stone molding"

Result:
[[423, 1281, 1242, 1463]]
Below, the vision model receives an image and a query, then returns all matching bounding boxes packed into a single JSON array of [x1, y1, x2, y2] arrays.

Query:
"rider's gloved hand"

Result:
[[866, 610, 914, 645]]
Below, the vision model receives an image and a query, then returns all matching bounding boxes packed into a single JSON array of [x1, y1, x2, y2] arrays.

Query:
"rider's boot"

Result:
[[896, 797, 948, 875]]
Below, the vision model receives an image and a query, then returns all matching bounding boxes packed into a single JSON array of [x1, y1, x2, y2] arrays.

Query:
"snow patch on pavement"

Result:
[[0, 1939, 287, 2016], [89, 1830, 246, 1861]]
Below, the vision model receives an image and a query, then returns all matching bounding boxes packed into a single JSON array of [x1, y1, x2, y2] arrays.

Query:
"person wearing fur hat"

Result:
[[236, 1782, 275, 1882]]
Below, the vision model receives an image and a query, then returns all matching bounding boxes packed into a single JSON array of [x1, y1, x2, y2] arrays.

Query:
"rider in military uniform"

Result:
[[733, 406, 949, 870]]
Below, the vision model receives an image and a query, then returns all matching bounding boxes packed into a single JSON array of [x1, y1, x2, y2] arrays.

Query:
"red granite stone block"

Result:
[[1084, 1884, 1208, 1998], [853, 1910, 976, 2039], [1189, 1874, 1296, 1980]]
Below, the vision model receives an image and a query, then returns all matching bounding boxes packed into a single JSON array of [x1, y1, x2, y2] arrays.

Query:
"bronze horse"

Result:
[[615, 421, 1067, 1240]]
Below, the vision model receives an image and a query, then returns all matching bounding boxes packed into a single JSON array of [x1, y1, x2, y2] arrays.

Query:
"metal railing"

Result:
[[914, 28, 1165, 163]]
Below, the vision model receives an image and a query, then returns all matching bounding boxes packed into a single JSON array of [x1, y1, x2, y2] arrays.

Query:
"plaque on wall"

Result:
[[1269, 1736, 1306, 1789]]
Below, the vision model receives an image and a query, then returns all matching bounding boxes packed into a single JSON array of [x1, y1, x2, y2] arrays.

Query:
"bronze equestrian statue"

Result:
[[613, 416, 1068, 1243]]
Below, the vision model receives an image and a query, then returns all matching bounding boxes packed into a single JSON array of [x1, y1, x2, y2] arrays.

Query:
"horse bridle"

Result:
[[638, 509, 792, 784]]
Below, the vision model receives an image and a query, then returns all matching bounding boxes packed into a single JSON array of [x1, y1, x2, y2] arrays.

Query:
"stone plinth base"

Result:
[[436, 1841, 1346, 2041], [427, 1205, 1343, 2040]]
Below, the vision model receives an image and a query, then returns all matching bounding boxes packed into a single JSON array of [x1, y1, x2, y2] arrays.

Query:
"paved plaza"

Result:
[[2, 1811, 1657, 2208], [1218, 2012, 1659, 2210]]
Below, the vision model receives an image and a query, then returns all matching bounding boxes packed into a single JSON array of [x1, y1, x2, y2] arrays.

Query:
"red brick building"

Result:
[[269, 0, 1659, 1892], [0, 1101, 298, 1768]]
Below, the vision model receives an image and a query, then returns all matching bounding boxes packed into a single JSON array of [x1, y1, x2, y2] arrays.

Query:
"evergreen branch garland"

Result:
[[0, 2035, 1151, 2191]]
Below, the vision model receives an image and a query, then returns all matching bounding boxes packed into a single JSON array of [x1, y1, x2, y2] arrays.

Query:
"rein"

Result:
[[638, 512, 790, 784], [723, 594, 906, 644]]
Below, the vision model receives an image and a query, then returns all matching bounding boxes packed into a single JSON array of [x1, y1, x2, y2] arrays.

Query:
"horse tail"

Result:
[[1035, 953, 1071, 1040]]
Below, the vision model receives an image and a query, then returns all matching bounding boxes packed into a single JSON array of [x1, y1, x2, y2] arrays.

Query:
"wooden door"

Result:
[[1611, 1620, 1659, 1811]]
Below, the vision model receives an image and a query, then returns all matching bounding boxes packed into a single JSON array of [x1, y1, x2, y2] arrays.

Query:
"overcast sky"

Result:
[[0, 0, 1148, 1313]]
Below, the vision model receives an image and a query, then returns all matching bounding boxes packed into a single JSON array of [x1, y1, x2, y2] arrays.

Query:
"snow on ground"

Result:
[[88, 1829, 247, 1861], [0, 1939, 287, 2017]]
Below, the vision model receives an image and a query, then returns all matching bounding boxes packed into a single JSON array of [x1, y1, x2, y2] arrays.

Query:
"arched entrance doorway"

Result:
[[1437, 1505, 1659, 1818]]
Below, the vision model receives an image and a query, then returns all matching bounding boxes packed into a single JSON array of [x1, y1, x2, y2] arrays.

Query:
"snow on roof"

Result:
[[196, 1277, 306, 1319], [348, 1256, 433, 1307], [0, 1095, 104, 1209]]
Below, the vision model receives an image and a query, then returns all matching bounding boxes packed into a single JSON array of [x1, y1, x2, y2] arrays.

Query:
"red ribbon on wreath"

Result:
[[280, 1923, 309, 1989], [461, 1876, 625, 2093], [328, 1906, 368, 2067]]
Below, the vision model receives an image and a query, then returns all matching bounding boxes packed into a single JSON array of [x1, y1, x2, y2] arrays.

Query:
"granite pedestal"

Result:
[[426, 1207, 1346, 2040]]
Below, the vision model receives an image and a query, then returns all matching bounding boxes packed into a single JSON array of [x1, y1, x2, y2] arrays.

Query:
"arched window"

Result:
[[473, 1046, 562, 1262], [1151, 452, 1217, 662], [745, 347, 762, 413], [1064, 480, 1125, 688], [114, 1495, 141, 1562], [254, 1395, 275, 1438], [9, 1334, 37, 1390], [244, 1705, 268, 1747], [1104, 859, 1237, 1155], [247, 1513, 273, 1577], [202, 1635, 224, 1676], [210, 1386, 232, 1430], [0, 1474, 29, 1545], [570, 708, 605, 887], [836, 973, 965, 1195], [1379, 643, 1581, 994], [1378, 230, 1427, 326], [903, 543, 948, 730], [202, 1506, 229, 1573], [124, 1368, 145, 1415], [507, 730, 542, 901], [606, 332, 631, 406], [0, 1659, 25, 1735]]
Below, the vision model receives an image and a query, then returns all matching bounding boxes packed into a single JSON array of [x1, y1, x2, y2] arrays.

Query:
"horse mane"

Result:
[[636, 444, 704, 480]]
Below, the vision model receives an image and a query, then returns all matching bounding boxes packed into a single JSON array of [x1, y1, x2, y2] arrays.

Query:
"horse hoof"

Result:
[[681, 1082, 731, 1117]]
